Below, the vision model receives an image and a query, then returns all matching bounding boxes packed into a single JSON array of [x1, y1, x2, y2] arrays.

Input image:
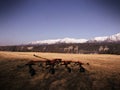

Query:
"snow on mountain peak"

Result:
[[59, 38, 88, 43], [92, 33, 120, 42], [93, 36, 108, 42], [29, 33, 120, 45], [30, 39, 61, 44], [108, 33, 120, 41], [30, 38, 88, 44]]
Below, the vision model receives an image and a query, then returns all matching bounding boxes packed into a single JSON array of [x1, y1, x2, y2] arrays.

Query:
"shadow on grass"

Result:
[[0, 59, 120, 90]]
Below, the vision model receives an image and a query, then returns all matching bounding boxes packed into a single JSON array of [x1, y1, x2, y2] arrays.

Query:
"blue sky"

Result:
[[0, 0, 120, 45]]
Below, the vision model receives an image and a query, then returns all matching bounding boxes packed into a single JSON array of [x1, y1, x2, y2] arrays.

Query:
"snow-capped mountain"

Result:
[[91, 33, 120, 42], [29, 33, 120, 45], [92, 36, 108, 42], [106, 33, 120, 42], [30, 38, 88, 44]]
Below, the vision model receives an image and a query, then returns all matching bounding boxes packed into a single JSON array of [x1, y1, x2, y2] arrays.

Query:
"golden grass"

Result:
[[0, 51, 120, 61], [0, 51, 120, 90]]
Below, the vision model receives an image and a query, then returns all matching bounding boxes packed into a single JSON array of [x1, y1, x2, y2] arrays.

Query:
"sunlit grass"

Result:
[[0, 51, 120, 90]]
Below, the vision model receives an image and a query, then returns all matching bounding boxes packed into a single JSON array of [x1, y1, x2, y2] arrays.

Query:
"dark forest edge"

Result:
[[0, 42, 120, 55]]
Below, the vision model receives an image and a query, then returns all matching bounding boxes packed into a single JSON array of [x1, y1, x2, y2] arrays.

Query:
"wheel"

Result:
[[67, 67, 71, 73], [49, 68, 55, 74], [29, 68, 36, 76], [79, 67, 85, 72]]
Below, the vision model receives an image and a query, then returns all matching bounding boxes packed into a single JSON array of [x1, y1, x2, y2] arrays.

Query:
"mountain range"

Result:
[[29, 33, 120, 45]]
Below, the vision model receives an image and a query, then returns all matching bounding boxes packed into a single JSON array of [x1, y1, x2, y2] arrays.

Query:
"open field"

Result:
[[0, 51, 120, 90]]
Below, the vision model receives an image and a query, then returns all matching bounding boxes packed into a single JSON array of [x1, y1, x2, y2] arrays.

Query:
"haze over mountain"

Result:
[[29, 33, 120, 45]]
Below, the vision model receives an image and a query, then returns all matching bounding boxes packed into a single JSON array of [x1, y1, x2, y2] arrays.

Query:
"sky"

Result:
[[0, 0, 120, 45]]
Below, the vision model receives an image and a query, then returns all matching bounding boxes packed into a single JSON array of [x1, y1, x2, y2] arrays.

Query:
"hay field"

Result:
[[0, 51, 120, 90]]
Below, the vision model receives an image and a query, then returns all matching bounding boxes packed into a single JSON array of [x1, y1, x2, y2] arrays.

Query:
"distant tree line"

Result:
[[0, 42, 120, 55]]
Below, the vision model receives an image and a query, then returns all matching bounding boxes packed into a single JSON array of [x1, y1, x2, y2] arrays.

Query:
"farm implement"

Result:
[[18, 54, 89, 76]]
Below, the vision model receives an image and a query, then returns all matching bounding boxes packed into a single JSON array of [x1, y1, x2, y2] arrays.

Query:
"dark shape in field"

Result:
[[66, 67, 72, 73], [25, 61, 36, 76], [79, 66, 85, 72], [49, 68, 55, 74], [22, 54, 88, 76], [29, 66, 36, 76], [86, 63, 90, 65]]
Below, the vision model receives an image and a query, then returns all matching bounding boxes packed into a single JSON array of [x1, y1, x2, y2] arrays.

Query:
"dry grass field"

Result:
[[0, 51, 120, 90]]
